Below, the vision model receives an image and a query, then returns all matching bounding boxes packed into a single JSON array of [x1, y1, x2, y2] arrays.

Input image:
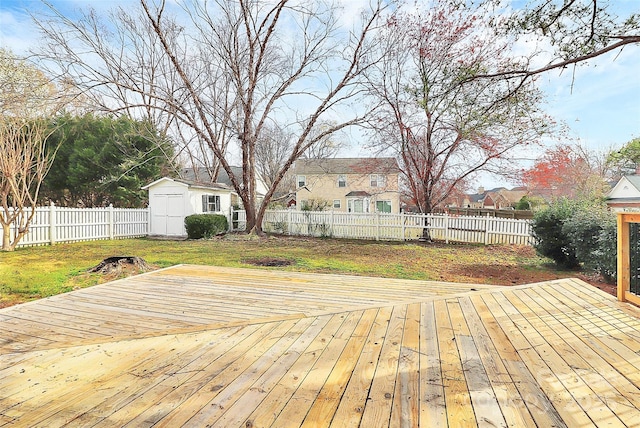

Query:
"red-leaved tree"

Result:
[[521, 143, 610, 200]]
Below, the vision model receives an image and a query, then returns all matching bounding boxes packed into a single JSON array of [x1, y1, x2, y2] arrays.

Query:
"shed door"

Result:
[[152, 194, 185, 236]]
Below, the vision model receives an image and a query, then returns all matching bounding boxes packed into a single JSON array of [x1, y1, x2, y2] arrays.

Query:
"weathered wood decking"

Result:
[[1, 265, 640, 427]]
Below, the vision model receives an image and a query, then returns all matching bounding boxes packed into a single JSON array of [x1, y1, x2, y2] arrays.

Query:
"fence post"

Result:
[[401, 212, 405, 241], [444, 213, 449, 244], [484, 213, 490, 245], [287, 209, 292, 235], [49, 202, 56, 245], [330, 210, 334, 237], [108, 204, 114, 240]]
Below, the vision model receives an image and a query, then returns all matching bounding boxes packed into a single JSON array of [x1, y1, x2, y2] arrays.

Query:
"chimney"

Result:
[[478, 186, 485, 194]]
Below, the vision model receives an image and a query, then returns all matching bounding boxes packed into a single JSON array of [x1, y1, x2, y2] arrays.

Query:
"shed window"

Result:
[[202, 195, 221, 212]]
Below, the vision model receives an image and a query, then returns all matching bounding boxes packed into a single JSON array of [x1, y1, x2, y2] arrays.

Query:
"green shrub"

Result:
[[594, 219, 618, 282], [184, 214, 228, 239], [531, 198, 581, 268], [563, 205, 617, 281]]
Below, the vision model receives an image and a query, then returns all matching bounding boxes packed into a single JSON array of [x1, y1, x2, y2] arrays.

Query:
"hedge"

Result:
[[184, 214, 228, 239]]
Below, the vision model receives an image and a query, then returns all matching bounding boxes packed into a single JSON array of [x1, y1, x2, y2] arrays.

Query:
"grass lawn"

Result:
[[0, 235, 601, 308]]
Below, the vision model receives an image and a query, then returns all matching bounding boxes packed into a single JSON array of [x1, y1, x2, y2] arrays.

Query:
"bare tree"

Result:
[[481, 0, 639, 80], [365, 3, 552, 215], [0, 49, 60, 250], [34, 0, 386, 234], [254, 123, 296, 190], [301, 121, 347, 159]]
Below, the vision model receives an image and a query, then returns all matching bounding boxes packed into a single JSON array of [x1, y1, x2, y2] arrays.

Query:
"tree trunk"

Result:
[[1, 223, 14, 251], [243, 203, 262, 235]]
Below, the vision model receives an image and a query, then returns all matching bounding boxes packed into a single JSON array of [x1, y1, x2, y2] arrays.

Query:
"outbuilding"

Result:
[[606, 175, 640, 306], [143, 177, 238, 237]]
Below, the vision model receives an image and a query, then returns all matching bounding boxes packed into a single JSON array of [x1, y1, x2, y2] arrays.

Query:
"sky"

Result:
[[1, 0, 639, 189]]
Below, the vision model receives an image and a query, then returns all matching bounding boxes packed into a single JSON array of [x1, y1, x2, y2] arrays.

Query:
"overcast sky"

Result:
[[1, 0, 639, 188]]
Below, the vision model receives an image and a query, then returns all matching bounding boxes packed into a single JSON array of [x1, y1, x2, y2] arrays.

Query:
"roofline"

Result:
[[142, 176, 237, 193]]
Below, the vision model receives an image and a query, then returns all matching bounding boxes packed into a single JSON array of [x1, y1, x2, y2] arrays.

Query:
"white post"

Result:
[[287, 209, 292, 235], [376, 212, 380, 241], [49, 202, 56, 245], [401, 212, 406, 241], [444, 213, 449, 244], [484, 213, 490, 245], [146, 207, 152, 236], [108, 204, 114, 240], [330, 210, 334, 237], [228, 206, 233, 232]]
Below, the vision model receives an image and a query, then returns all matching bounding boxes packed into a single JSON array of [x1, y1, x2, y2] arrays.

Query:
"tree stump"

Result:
[[88, 256, 151, 274]]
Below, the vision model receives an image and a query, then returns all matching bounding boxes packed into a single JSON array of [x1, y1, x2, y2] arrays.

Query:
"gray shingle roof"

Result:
[[294, 158, 399, 175], [181, 167, 242, 187], [625, 175, 640, 190]]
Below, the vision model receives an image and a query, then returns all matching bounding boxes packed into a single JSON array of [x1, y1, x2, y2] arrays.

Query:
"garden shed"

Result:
[[143, 177, 238, 237]]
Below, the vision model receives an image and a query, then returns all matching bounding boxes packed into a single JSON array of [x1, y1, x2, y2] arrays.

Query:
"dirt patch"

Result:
[[243, 257, 296, 267], [452, 263, 617, 296], [577, 272, 617, 296]]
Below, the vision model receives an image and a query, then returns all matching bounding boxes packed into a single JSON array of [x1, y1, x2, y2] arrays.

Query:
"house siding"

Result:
[[295, 160, 400, 214]]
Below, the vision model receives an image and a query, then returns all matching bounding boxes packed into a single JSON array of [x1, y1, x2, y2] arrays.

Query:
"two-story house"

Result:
[[293, 158, 400, 213]]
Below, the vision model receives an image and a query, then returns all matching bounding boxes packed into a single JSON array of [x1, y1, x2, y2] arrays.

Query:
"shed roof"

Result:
[[607, 175, 640, 201], [142, 177, 234, 192]]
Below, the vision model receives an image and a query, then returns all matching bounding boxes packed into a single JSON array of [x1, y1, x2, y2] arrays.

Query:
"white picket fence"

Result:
[[1, 204, 149, 248], [233, 209, 533, 245], [2, 206, 532, 248]]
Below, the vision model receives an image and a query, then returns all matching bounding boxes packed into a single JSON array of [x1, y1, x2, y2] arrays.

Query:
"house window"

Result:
[[333, 199, 341, 209], [370, 174, 385, 187], [202, 195, 221, 212], [337, 175, 346, 188], [348, 198, 369, 213], [297, 175, 306, 188], [376, 200, 392, 213]]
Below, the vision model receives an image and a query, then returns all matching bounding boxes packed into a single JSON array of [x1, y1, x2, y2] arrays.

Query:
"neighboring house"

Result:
[[293, 158, 401, 214], [606, 175, 640, 212], [455, 187, 527, 209], [143, 177, 238, 237]]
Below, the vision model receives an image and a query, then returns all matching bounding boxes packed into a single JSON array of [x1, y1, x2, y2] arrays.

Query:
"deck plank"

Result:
[[458, 296, 537, 427], [1, 267, 639, 427], [244, 313, 351, 428], [270, 311, 364, 428], [357, 305, 406, 427], [418, 301, 447, 427], [435, 299, 476, 427], [329, 306, 393, 428], [389, 302, 420, 428]]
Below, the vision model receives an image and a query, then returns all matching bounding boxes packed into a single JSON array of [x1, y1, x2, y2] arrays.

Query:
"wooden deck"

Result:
[[2, 265, 640, 427]]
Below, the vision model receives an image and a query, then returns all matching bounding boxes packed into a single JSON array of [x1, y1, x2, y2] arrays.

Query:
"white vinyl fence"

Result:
[[233, 209, 533, 245], [2, 206, 532, 248], [1, 204, 149, 248]]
